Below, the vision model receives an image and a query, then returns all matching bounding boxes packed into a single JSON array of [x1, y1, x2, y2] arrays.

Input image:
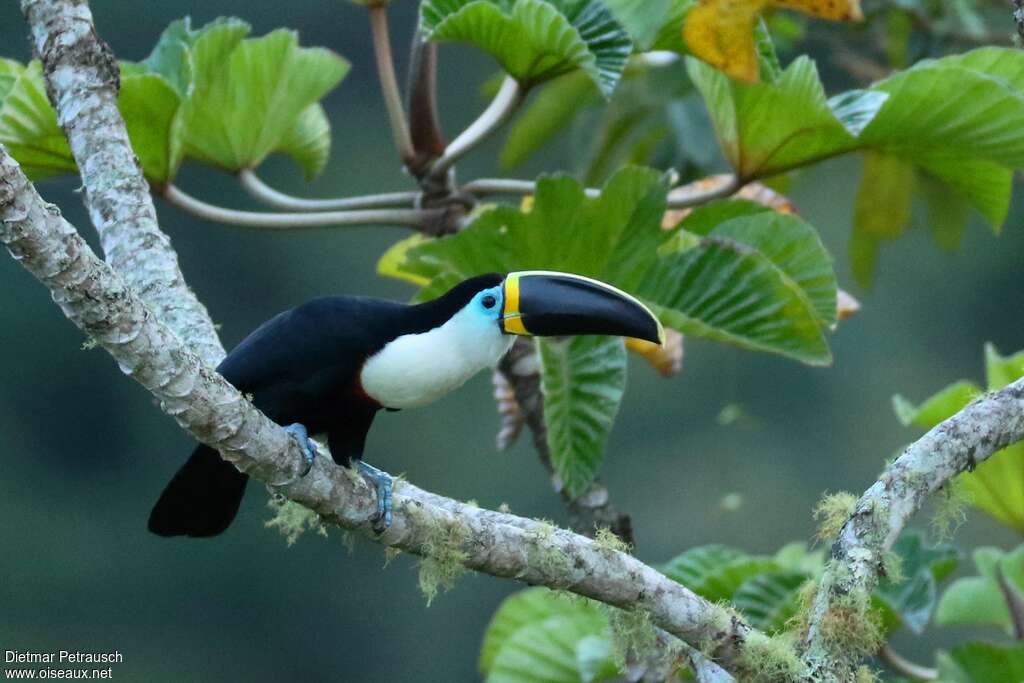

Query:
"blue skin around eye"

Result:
[[470, 285, 505, 323]]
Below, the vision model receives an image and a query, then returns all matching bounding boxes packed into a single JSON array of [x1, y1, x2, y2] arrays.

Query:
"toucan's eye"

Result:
[[482, 294, 497, 309]]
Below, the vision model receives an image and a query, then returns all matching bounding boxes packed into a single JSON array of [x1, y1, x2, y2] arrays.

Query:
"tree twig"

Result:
[[369, 3, 413, 164], [803, 380, 1024, 680], [238, 170, 418, 212], [0, 145, 773, 680], [22, 0, 224, 366], [877, 644, 937, 681], [163, 184, 442, 231], [464, 175, 742, 209], [405, 31, 446, 177], [428, 76, 523, 181]]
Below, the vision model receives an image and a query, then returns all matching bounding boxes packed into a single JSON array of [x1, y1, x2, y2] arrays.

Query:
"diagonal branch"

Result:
[[1, 144, 767, 681], [803, 377, 1024, 680], [22, 0, 224, 366]]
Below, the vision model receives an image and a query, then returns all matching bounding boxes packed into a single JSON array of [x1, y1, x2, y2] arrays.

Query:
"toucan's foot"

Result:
[[357, 460, 393, 532], [284, 423, 317, 476]]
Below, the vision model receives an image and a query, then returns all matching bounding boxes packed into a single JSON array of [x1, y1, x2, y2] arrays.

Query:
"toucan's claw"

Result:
[[284, 423, 317, 477], [357, 460, 393, 532]]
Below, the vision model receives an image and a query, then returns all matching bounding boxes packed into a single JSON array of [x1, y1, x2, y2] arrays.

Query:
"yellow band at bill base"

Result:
[[502, 274, 529, 335]]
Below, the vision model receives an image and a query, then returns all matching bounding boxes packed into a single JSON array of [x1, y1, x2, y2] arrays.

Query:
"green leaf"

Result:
[[670, 198, 772, 235], [181, 23, 348, 174], [419, 0, 633, 97], [937, 642, 1024, 683], [637, 235, 832, 365], [275, 104, 334, 180], [487, 614, 615, 683], [891, 381, 982, 430], [501, 70, 600, 169], [539, 336, 627, 498], [874, 529, 958, 634], [662, 545, 779, 602], [854, 152, 913, 240], [480, 588, 612, 683], [601, 0, 673, 49], [0, 60, 76, 180], [918, 171, 971, 251], [704, 211, 837, 328], [480, 588, 601, 673], [141, 17, 197, 98], [936, 546, 1024, 632], [918, 47, 1024, 93], [686, 56, 883, 179], [986, 343, 1024, 390], [733, 570, 807, 633], [118, 70, 183, 183]]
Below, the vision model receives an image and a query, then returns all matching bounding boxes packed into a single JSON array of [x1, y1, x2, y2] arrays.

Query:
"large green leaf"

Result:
[[488, 613, 615, 683], [686, 56, 884, 179], [181, 24, 348, 175], [637, 235, 831, 365], [698, 210, 836, 328], [538, 336, 627, 497], [480, 588, 602, 673], [661, 545, 779, 602], [480, 588, 612, 682], [937, 642, 1024, 683], [601, 0, 674, 49], [874, 529, 958, 635], [0, 60, 75, 180], [501, 70, 600, 169], [419, 0, 632, 97], [936, 545, 1024, 633]]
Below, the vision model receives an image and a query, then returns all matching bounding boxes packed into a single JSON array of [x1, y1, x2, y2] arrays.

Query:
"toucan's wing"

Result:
[[216, 296, 404, 424]]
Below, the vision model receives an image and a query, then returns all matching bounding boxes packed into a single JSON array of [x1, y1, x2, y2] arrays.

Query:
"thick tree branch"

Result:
[[803, 378, 1024, 680], [0, 146, 768, 681], [22, 0, 223, 366]]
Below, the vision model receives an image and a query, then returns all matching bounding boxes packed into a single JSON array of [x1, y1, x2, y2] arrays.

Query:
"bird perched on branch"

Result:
[[148, 271, 663, 538]]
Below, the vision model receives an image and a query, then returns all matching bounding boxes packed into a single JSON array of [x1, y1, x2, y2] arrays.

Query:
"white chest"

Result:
[[360, 310, 514, 409]]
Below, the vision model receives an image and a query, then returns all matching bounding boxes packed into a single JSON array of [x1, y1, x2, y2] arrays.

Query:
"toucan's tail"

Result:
[[148, 445, 249, 538]]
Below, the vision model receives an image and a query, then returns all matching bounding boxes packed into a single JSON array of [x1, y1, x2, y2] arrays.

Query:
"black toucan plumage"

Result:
[[148, 271, 663, 538]]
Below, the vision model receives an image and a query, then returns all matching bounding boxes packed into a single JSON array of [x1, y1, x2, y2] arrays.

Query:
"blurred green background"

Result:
[[2, 1, 1023, 680]]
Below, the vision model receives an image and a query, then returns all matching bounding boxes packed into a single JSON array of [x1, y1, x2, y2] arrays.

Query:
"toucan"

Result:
[[148, 271, 664, 538]]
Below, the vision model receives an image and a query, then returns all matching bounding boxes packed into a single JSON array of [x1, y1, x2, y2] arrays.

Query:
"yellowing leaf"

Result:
[[684, 0, 862, 82], [684, 0, 765, 83]]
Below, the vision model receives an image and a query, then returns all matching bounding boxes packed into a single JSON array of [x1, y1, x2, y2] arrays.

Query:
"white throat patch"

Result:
[[360, 306, 515, 409]]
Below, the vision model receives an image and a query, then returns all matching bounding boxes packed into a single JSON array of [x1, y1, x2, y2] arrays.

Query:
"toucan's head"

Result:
[[362, 271, 664, 410], [458, 271, 664, 345]]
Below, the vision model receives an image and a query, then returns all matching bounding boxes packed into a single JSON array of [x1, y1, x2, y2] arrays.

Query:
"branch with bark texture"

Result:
[[802, 377, 1024, 681], [22, 0, 223, 366], [0, 144, 767, 679]]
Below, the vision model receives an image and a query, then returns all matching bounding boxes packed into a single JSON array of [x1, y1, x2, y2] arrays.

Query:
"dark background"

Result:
[[2, 2, 1023, 681]]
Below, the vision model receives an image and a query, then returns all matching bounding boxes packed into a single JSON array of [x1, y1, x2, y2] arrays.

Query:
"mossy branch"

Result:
[[802, 381, 1024, 681]]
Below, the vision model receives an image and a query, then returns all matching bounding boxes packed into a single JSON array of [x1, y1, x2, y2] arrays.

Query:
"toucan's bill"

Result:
[[500, 271, 665, 345]]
